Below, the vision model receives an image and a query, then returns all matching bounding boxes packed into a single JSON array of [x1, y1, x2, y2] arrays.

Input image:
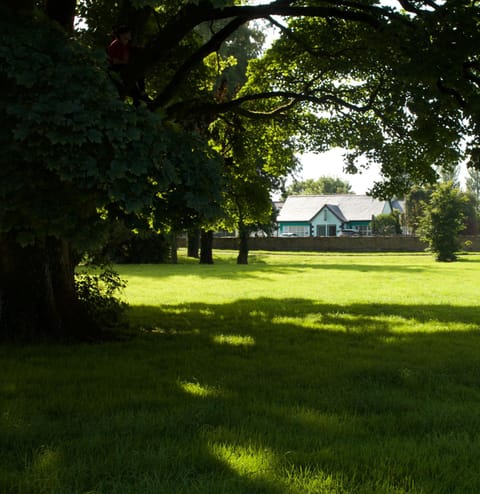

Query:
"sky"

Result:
[[296, 150, 468, 195], [296, 150, 382, 195]]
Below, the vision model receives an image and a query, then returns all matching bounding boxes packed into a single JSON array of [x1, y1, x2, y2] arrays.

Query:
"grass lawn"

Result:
[[2, 250, 480, 493]]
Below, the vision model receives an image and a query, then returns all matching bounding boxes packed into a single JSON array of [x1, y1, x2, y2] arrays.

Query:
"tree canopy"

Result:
[[72, 0, 480, 197]]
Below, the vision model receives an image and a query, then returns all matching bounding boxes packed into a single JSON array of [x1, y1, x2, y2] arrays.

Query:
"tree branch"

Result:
[[127, 0, 385, 90], [166, 86, 381, 121], [149, 16, 249, 110], [395, 0, 423, 15], [422, 0, 440, 10], [205, 4, 383, 28], [436, 78, 467, 108]]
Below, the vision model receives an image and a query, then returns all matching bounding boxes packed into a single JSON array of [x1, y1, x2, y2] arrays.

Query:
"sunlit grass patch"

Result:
[[272, 312, 413, 334], [274, 309, 480, 337], [213, 334, 255, 346], [272, 314, 346, 332], [210, 442, 278, 479], [179, 380, 222, 398]]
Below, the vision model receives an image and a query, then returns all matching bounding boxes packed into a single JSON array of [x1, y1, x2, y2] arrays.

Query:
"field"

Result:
[[2, 251, 480, 493]]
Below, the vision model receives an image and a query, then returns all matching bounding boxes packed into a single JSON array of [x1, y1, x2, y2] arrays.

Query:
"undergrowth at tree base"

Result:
[[75, 266, 128, 332]]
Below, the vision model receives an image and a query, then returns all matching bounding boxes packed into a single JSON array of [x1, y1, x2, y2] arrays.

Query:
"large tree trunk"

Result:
[[0, 235, 99, 341], [199, 229, 214, 264], [1, 2, 97, 342], [187, 227, 200, 258], [237, 225, 249, 265]]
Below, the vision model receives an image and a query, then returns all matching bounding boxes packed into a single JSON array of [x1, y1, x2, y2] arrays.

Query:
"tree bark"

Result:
[[199, 230, 214, 264], [187, 228, 200, 258], [237, 225, 249, 265], [0, 235, 99, 341]]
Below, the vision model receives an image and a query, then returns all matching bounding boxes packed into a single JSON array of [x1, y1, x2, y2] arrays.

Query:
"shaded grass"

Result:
[[2, 251, 480, 493]]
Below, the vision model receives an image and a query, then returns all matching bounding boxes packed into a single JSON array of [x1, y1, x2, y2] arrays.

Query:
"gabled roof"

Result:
[[277, 194, 391, 223], [322, 204, 347, 223]]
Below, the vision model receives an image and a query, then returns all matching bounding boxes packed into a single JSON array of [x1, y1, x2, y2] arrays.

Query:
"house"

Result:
[[276, 194, 403, 237]]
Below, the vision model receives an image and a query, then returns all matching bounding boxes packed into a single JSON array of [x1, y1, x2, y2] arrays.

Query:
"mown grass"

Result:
[[2, 251, 480, 493]]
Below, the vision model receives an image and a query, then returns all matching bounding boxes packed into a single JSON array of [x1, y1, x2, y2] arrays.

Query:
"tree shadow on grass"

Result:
[[123, 298, 480, 492], [3, 298, 480, 493], [116, 255, 456, 282], [128, 297, 480, 332]]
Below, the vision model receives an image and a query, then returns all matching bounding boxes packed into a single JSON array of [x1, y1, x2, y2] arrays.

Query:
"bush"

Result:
[[107, 232, 170, 263], [93, 223, 170, 264], [75, 267, 127, 329], [370, 211, 402, 235], [419, 181, 466, 261]]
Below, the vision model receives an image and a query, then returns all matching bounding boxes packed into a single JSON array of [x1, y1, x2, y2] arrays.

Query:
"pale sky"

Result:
[[297, 150, 468, 195], [297, 150, 382, 195]]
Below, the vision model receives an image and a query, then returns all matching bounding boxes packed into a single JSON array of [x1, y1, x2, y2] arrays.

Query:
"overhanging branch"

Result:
[[166, 86, 381, 121], [128, 0, 386, 93], [436, 78, 467, 108], [149, 16, 249, 110]]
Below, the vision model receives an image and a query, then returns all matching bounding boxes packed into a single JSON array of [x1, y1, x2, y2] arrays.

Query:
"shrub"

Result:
[[370, 211, 402, 235], [75, 267, 127, 329], [419, 181, 466, 261]]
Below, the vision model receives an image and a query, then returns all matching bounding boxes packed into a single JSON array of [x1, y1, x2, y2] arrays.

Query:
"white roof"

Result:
[[277, 194, 391, 222]]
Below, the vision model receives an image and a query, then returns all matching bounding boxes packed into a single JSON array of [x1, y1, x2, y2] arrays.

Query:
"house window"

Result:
[[284, 225, 310, 237], [316, 225, 326, 237], [328, 224, 337, 236], [324, 209, 328, 221]]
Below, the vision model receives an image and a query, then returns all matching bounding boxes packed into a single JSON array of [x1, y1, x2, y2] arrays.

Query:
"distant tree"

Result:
[[405, 187, 433, 235], [466, 168, 480, 207], [187, 228, 201, 258], [281, 176, 352, 199], [196, 21, 265, 99], [214, 119, 297, 264], [370, 212, 402, 236], [419, 182, 466, 262], [200, 230, 214, 265], [459, 193, 479, 235], [199, 22, 298, 265], [463, 168, 480, 233]]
